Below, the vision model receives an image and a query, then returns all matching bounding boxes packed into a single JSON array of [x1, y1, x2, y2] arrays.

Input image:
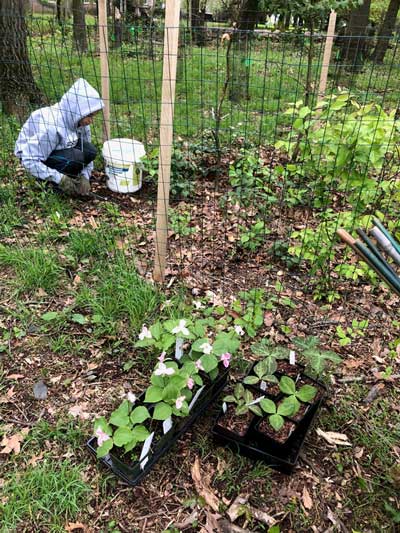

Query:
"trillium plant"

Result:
[[93, 317, 241, 459], [223, 383, 264, 417]]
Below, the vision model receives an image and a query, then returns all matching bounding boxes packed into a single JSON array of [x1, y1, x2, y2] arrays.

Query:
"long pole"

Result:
[[98, 0, 110, 141], [153, 0, 181, 282], [318, 10, 337, 98]]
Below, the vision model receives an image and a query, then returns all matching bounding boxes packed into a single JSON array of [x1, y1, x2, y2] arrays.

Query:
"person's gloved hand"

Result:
[[77, 176, 91, 196], [59, 175, 80, 196]]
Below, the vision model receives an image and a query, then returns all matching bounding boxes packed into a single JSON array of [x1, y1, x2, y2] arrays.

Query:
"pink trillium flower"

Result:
[[139, 325, 152, 341], [187, 377, 195, 390], [175, 395, 186, 409], [195, 359, 204, 371], [154, 362, 175, 376], [95, 427, 110, 446], [220, 352, 232, 368], [158, 351, 166, 363]]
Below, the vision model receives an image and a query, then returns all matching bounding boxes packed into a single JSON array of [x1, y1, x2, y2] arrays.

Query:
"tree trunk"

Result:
[[72, 0, 88, 52], [229, 0, 259, 102], [191, 0, 206, 46], [0, 0, 44, 118], [372, 0, 400, 63], [339, 0, 371, 72]]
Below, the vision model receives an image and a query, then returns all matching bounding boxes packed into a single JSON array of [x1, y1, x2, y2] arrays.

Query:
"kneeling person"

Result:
[[15, 78, 104, 197]]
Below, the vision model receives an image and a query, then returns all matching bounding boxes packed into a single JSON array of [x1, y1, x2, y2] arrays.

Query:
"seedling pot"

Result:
[[212, 366, 326, 473], [87, 366, 228, 487], [213, 405, 254, 442]]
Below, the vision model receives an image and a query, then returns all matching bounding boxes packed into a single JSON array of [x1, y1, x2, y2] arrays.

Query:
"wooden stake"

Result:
[[98, 0, 110, 141], [318, 10, 337, 98], [153, 0, 181, 282]]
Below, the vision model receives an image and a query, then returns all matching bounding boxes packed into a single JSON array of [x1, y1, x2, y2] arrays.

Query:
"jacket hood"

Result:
[[59, 78, 104, 128]]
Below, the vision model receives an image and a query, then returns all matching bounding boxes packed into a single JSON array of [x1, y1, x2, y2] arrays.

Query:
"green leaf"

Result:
[[223, 395, 236, 403], [269, 413, 284, 431], [243, 375, 259, 385], [249, 404, 262, 417], [260, 398, 277, 414], [191, 338, 210, 353], [41, 311, 59, 321], [296, 384, 317, 403], [93, 416, 112, 436], [162, 383, 180, 401], [109, 401, 130, 427], [144, 385, 163, 403], [130, 406, 150, 425], [236, 404, 249, 416], [277, 396, 298, 417], [71, 313, 87, 325], [152, 402, 172, 420], [132, 425, 150, 442], [279, 376, 296, 395], [113, 426, 135, 446], [96, 438, 113, 458], [213, 332, 240, 355], [200, 354, 218, 373]]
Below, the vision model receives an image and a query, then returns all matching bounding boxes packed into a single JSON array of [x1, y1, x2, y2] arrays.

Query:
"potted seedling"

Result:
[[292, 336, 342, 379], [88, 317, 241, 486], [214, 383, 263, 440], [243, 358, 280, 397], [250, 339, 301, 378]]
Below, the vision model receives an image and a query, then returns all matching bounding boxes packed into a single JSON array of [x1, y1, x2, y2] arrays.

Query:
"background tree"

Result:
[[372, 0, 400, 63], [337, 0, 372, 71], [191, 0, 207, 46], [72, 0, 88, 52], [0, 0, 43, 118]]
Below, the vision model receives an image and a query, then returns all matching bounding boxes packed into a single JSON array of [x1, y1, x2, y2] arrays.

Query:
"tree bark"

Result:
[[339, 0, 371, 72], [372, 0, 400, 63], [72, 0, 88, 52], [0, 0, 44, 118], [191, 0, 206, 46], [229, 0, 259, 102]]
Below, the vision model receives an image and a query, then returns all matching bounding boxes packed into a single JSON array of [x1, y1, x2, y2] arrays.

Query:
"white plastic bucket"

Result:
[[102, 138, 146, 194]]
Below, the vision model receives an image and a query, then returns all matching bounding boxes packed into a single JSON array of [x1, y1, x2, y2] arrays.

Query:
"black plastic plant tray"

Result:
[[212, 388, 323, 474], [87, 367, 228, 487]]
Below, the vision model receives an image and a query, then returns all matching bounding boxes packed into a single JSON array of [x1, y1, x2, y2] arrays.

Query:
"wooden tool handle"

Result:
[[337, 229, 356, 246]]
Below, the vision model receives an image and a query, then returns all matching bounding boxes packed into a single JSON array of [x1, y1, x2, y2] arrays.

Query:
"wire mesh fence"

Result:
[[1, 10, 400, 324]]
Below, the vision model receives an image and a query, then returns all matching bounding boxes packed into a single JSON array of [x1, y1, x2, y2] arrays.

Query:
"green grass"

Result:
[[67, 226, 118, 261], [76, 253, 162, 334], [0, 460, 91, 532], [0, 244, 63, 294], [0, 185, 23, 238]]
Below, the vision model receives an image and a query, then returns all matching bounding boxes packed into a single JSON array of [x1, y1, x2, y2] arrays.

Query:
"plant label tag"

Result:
[[140, 456, 149, 470], [289, 350, 296, 365], [222, 402, 227, 413], [260, 380, 267, 391], [188, 386, 205, 411], [175, 338, 184, 361], [247, 395, 265, 406], [163, 416, 173, 434], [139, 431, 154, 464]]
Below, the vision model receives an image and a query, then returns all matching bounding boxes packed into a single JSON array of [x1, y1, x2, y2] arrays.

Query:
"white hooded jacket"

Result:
[[15, 79, 104, 184]]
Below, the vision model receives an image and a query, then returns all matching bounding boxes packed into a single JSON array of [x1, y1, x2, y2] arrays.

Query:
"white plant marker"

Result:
[[139, 431, 154, 470], [188, 386, 205, 411], [289, 350, 296, 365], [175, 337, 184, 361]]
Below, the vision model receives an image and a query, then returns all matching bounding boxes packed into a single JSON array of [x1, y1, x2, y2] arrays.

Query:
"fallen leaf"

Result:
[[65, 522, 88, 532], [1, 428, 29, 455], [27, 452, 44, 466], [191, 456, 220, 512], [227, 495, 249, 522], [7, 374, 24, 380], [316, 428, 351, 446], [68, 405, 91, 420], [302, 486, 313, 510]]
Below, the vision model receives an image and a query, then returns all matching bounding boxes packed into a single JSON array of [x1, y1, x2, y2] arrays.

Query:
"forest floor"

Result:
[[0, 161, 399, 532]]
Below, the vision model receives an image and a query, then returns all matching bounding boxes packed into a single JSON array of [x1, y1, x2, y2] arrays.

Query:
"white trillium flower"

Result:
[[171, 319, 190, 336], [154, 362, 175, 376], [234, 325, 245, 336], [200, 342, 213, 355], [193, 300, 205, 309], [139, 325, 152, 341], [127, 392, 137, 404]]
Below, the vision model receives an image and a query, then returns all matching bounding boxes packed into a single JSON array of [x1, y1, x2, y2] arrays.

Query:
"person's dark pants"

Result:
[[44, 140, 97, 178]]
